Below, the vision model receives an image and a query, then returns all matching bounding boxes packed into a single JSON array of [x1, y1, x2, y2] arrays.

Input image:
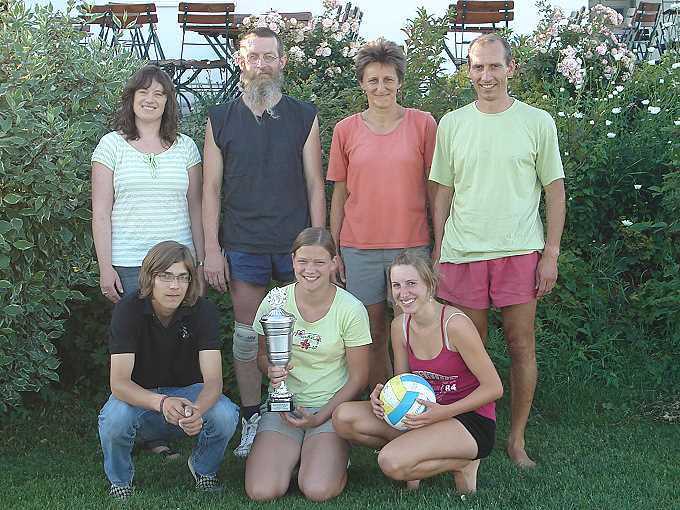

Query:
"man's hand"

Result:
[[535, 252, 558, 298], [178, 404, 204, 436], [204, 247, 229, 293], [162, 396, 194, 425], [332, 254, 346, 286]]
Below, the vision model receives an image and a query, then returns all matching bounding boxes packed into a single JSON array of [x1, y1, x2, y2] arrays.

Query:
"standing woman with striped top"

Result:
[[333, 249, 502, 494], [92, 65, 205, 303]]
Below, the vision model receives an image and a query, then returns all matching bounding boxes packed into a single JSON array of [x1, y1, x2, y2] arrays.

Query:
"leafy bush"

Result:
[[0, 1, 140, 410]]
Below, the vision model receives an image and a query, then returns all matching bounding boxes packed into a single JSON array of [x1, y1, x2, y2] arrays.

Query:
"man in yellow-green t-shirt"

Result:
[[429, 35, 566, 469]]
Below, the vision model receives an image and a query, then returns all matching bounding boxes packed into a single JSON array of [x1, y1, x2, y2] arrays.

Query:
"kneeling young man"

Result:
[[98, 241, 239, 499]]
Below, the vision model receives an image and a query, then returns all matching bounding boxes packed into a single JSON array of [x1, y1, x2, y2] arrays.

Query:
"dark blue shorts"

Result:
[[224, 250, 294, 287]]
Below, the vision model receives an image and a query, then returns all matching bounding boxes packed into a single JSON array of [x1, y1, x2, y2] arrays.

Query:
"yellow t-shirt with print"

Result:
[[429, 100, 565, 263], [253, 283, 372, 408]]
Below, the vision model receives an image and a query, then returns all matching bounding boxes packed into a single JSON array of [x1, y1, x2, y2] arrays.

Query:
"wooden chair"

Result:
[[445, 0, 514, 66], [174, 2, 236, 108], [80, 3, 164, 60], [625, 2, 662, 60]]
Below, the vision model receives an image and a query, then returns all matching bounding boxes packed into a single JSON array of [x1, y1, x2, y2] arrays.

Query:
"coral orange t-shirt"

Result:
[[327, 108, 437, 249]]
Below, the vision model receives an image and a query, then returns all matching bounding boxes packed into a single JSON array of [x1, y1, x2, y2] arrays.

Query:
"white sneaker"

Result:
[[233, 413, 260, 458]]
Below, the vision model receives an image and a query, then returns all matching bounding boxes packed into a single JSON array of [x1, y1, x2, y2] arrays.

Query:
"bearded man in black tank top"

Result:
[[202, 27, 326, 458]]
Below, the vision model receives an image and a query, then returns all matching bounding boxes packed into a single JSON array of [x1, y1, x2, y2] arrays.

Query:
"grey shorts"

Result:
[[340, 246, 430, 306], [256, 408, 336, 444]]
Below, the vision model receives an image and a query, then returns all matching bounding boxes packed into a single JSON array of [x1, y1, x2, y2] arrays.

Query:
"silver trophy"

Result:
[[260, 287, 296, 412]]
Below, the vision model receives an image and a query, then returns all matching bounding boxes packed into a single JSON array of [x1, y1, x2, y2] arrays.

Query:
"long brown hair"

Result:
[[114, 65, 178, 146], [138, 241, 200, 307]]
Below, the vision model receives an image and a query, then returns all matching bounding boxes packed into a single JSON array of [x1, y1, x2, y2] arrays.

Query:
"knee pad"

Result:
[[232, 321, 258, 362]]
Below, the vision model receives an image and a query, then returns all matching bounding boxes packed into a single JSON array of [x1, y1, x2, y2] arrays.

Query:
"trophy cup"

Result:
[[260, 287, 296, 412]]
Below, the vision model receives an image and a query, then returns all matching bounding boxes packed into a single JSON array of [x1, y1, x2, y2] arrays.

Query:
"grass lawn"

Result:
[[1, 384, 679, 510]]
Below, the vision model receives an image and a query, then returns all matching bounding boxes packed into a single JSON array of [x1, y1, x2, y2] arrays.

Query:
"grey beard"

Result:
[[240, 75, 283, 119]]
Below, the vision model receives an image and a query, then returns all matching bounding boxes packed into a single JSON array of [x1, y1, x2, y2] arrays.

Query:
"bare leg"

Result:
[[332, 401, 401, 448], [297, 433, 350, 502], [447, 302, 490, 344], [501, 301, 538, 469], [366, 302, 393, 388], [377, 419, 480, 493], [230, 279, 268, 407], [244, 431, 300, 501]]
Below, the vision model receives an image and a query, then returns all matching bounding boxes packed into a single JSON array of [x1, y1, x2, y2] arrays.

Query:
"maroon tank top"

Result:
[[405, 307, 496, 421]]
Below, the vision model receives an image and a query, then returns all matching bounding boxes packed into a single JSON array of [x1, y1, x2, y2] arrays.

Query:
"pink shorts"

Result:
[[437, 252, 540, 310]]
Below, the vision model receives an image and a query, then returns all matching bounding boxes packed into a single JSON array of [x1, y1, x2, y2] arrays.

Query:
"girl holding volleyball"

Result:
[[333, 249, 502, 493]]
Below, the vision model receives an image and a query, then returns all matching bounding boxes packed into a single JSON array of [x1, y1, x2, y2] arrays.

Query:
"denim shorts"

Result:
[[223, 250, 294, 287]]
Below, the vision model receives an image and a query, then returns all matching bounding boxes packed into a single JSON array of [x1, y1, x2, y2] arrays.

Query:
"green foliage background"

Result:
[[1, 2, 678, 411]]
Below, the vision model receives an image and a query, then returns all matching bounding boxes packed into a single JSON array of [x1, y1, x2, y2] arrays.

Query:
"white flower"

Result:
[[634, 184, 642, 190], [674, 120, 680, 126], [242, 16, 251, 25], [288, 17, 298, 26], [307, 57, 317, 65], [542, 94, 548, 99], [321, 18, 334, 29], [564, 151, 569, 156], [573, 112, 584, 119], [559, 87, 565, 92], [268, 22, 280, 32], [608, 94, 613, 99], [659, 79, 665, 84], [607, 132, 616, 138], [621, 219, 633, 226], [321, 46, 332, 57], [558, 111, 565, 117], [611, 107, 621, 114], [672, 62, 680, 69], [612, 90, 619, 96], [606, 120, 613, 126], [616, 85, 624, 92], [641, 99, 650, 105], [647, 59, 656, 65], [648, 106, 661, 114], [589, 120, 595, 125]]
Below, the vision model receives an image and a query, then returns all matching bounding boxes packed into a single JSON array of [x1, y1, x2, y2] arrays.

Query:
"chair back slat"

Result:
[[454, 12, 514, 24], [178, 2, 235, 13], [108, 3, 157, 14], [178, 13, 233, 24], [455, 0, 514, 12]]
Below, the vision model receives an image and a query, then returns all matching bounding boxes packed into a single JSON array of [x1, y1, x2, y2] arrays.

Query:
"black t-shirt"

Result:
[[209, 95, 318, 253], [109, 294, 221, 389]]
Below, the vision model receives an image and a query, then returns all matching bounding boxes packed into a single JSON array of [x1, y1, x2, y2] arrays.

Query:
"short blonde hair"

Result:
[[468, 34, 513, 65], [291, 227, 337, 258], [138, 241, 200, 307], [389, 248, 438, 299]]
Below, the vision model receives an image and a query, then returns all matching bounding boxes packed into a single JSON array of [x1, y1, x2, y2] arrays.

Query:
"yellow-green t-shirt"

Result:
[[429, 100, 565, 263], [253, 284, 372, 408]]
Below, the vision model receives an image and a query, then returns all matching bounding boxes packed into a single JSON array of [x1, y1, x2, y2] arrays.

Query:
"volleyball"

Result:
[[380, 373, 436, 430]]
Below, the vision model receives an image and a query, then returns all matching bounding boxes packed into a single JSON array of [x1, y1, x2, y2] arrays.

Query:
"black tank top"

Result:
[[209, 95, 318, 253]]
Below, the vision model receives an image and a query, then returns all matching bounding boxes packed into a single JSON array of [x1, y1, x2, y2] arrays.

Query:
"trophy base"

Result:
[[268, 398, 294, 413]]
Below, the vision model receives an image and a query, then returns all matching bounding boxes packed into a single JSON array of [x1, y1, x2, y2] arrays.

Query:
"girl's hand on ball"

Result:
[[370, 384, 385, 419], [403, 400, 450, 429]]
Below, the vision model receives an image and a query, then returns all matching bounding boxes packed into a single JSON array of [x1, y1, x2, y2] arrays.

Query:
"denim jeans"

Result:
[[113, 266, 140, 297], [98, 383, 239, 487]]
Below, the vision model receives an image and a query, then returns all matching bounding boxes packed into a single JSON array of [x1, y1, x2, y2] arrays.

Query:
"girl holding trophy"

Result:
[[245, 227, 372, 502]]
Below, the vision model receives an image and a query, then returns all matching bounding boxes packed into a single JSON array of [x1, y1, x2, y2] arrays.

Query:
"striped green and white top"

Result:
[[92, 131, 202, 267]]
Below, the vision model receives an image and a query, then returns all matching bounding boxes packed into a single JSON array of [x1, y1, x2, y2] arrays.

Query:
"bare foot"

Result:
[[507, 444, 536, 469], [405, 480, 421, 491], [453, 459, 479, 493]]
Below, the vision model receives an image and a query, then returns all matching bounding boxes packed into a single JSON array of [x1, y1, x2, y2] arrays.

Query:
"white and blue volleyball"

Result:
[[380, 373, 436, 430]]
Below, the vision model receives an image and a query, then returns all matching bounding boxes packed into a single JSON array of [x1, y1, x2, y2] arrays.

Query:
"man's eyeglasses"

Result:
[[156, 272, 191, 284], [244, 53, 279, 65]]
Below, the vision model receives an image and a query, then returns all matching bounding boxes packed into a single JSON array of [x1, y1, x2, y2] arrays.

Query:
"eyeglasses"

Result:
[[155, 272, 191, 284], [244, 53, 279, 65]]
